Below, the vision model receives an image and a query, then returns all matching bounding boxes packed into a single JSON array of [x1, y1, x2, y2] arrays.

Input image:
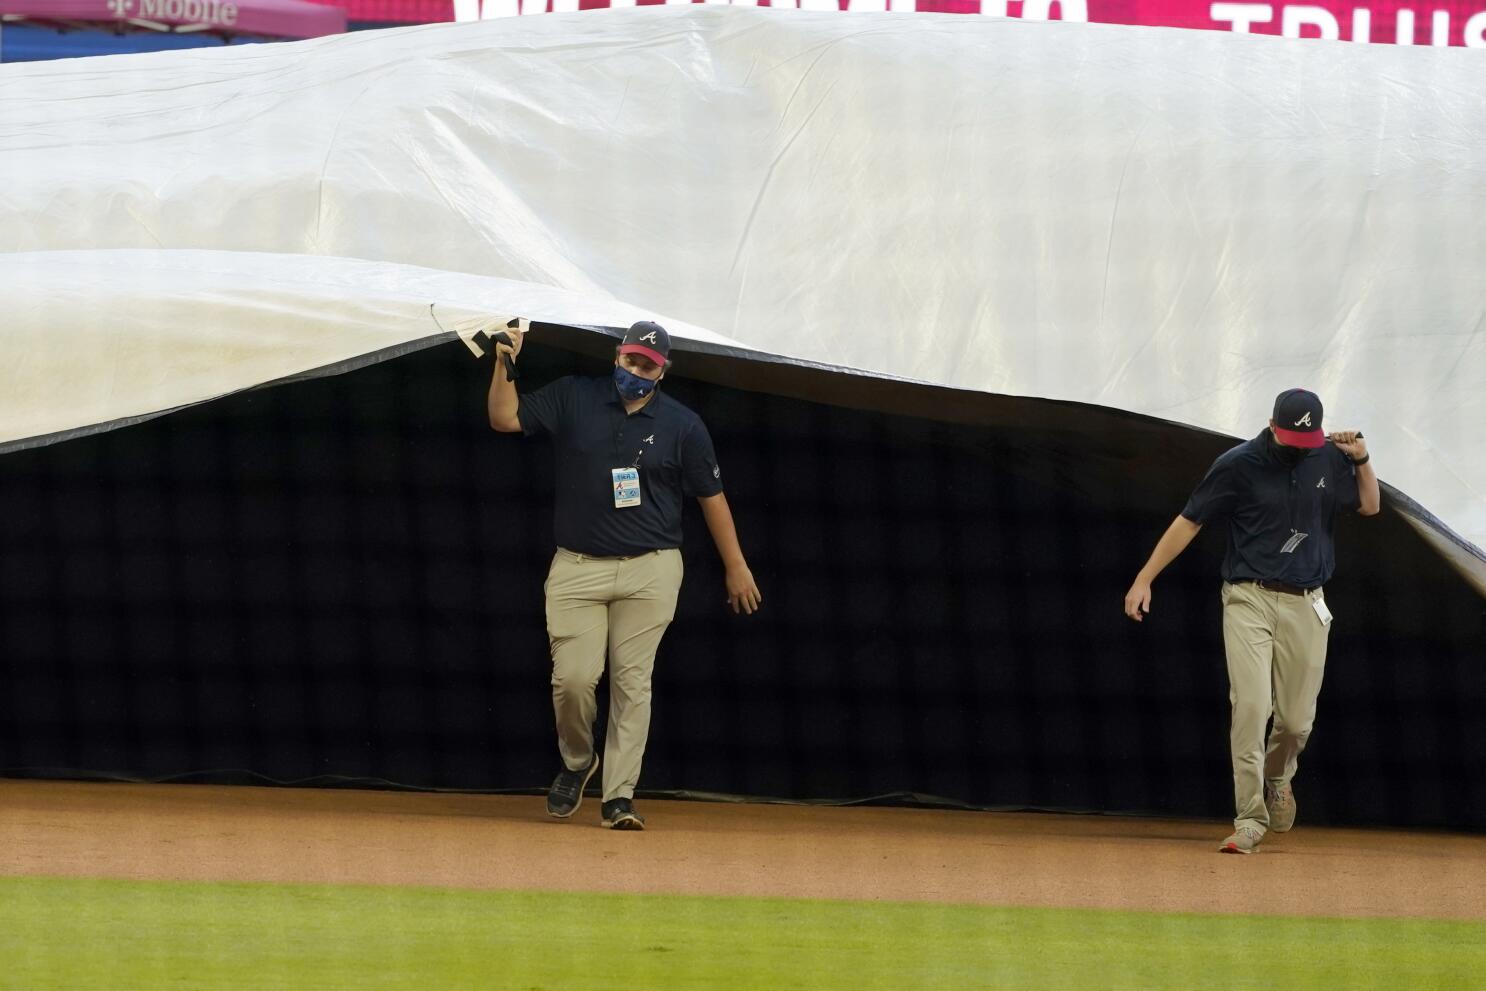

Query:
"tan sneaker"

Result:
[[1265, 782, 1296, 832], [1220, 826, 1263, 854]]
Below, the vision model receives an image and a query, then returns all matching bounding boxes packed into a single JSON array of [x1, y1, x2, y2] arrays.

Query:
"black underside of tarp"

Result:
[[1, 332, 1482, 830]]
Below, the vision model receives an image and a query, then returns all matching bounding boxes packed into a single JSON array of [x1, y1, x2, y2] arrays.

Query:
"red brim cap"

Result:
[[1273, 425, 1325, 448], [619, 343, 667, 366]]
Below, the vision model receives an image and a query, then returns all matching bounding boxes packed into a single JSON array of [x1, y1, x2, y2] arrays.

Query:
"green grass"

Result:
[[0, 875, 1481, 990]]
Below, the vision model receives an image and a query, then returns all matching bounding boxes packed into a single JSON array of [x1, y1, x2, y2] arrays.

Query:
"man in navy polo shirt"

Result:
[[487, 320, 762, 831], [1123, 389, 1379, 854]]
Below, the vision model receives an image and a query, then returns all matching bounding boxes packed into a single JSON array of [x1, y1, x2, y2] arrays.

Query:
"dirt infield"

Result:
[[1, 780, 1482, 920]]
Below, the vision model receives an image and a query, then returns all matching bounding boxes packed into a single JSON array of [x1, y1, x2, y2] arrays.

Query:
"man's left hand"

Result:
[[1329, 430, 1368, 460], [725, 565, 762, 616]]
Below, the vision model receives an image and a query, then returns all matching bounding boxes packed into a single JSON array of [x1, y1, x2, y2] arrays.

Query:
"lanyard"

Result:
[[613, 409, 648, 468]]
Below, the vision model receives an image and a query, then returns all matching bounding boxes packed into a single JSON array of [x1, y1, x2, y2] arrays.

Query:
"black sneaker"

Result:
[[601, 797, 646, 831], [546, 755, 599, 819]]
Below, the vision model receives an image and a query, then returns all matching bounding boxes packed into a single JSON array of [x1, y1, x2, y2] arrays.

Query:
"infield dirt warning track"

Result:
[[1, 780, 1482, 920]]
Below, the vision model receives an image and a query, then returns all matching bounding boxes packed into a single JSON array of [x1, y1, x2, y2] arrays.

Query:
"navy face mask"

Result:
[[1271, 433, 1308, 467], [614, 365, 659, 401]]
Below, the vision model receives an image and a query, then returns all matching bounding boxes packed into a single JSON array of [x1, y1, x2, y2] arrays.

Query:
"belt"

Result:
[[559, 547, 666, 563], [1236, 578, 1317, 596]]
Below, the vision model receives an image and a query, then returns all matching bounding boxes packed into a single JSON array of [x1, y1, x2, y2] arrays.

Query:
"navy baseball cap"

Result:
[[619, 321, 670, 366], [1271, 388, 1325, 448]]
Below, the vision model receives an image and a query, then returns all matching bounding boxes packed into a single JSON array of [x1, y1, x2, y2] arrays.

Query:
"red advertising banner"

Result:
[[301, 0, 452, 20], [311, 0, 1485, 47], [1092, 0, 1486, 45]]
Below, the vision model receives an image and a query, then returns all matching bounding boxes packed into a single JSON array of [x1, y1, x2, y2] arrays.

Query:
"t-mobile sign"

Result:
[[355, 0, 1486, 47]]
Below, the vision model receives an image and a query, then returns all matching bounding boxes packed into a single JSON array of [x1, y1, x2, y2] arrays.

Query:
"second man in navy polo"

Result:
[[1123, 388, 1379, 855]]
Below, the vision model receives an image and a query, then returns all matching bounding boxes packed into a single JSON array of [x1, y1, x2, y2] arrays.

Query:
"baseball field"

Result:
[[3, 780, 1483, 989]]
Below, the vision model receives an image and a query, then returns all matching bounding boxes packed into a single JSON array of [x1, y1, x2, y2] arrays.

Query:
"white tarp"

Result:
[[1, 7, 1483, 588]]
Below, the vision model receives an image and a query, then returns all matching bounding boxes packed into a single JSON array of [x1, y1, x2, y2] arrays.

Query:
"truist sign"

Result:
[[107, 0, 240, 26], [446, 0, 1486, 47], [1099, 0, 1486, 46]]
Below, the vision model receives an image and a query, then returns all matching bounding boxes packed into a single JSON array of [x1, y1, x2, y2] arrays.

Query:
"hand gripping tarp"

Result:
[[0, 7, 1482, 592]]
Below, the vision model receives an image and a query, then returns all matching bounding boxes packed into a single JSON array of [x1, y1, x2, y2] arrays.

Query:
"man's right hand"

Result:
[[1123, 580, 1152, 622], [1124, 517, 1202, 623]]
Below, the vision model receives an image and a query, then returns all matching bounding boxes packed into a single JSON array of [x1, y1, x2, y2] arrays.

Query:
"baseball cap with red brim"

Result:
[[1271, 388, 1325, 448], [619, 321, 671, 366]]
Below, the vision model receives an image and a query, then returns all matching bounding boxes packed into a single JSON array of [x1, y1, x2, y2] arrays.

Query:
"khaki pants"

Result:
[[544, 547, 683, 803], [1221, 580, 1332, 835]]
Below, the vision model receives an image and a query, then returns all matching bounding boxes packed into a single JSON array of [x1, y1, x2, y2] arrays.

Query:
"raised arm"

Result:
[[1329, 431, 1380, 516], [486, 332, 524, 433], [1124, 515, 1204, 622]]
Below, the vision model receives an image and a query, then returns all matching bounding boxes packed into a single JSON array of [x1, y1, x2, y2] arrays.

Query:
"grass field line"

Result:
[[2, 874, 1483, 990]]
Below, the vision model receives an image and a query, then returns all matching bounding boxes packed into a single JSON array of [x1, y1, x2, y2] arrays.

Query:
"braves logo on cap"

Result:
[[620, 321, 672, 367], [1271, 389, 1326, 449]]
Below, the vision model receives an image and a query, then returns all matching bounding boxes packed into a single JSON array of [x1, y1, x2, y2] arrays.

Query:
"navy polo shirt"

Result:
[[1181, 430, 1361, 587], [517, 375, 724, 557]]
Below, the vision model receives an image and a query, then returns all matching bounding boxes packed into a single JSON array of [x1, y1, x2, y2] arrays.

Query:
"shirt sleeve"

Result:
[[1333, 447, 1362, 513], [680, 419, 724, 498], [517, 376, 575, 438], [1180, 454, 1238, 524]]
